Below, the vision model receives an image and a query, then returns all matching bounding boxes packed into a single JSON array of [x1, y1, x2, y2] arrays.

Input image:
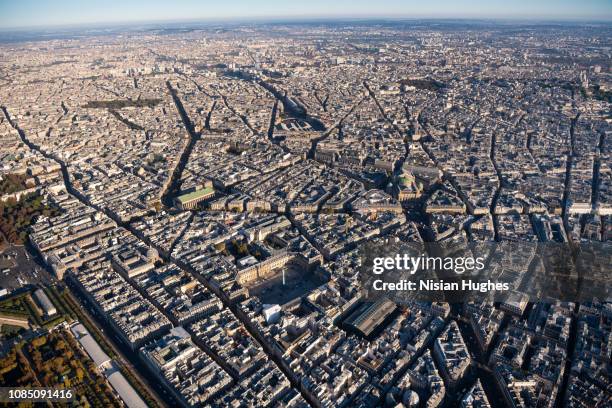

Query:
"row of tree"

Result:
[[0, 173, 29, 195], [0, 192, 62, 244]]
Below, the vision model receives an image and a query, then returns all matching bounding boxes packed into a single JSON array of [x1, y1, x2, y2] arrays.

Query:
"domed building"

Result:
[[402, 389, 420, 407], [394, 170, 423, 201]]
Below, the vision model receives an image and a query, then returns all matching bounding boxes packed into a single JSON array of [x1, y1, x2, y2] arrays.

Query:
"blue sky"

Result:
[[1, 0, 611, 28]]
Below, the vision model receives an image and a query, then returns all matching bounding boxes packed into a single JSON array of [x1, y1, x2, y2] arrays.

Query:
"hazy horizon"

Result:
[[1, 0, 611, 30]]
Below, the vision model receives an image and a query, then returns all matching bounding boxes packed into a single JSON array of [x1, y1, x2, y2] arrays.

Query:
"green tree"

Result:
[[75, 367, 84, 382]]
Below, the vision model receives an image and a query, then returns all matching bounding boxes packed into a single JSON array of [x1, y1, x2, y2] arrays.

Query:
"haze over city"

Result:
[[1, 0, 612, 29]]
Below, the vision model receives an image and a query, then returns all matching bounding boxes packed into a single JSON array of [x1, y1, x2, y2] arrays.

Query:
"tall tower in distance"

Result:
[[580, 70, 589, 89]]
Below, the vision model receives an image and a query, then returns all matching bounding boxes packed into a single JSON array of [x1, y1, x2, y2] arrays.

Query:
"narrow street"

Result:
[[160, 80, 200, 208], [560, 113, 580, 241], [489, 130, 503, 241]]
